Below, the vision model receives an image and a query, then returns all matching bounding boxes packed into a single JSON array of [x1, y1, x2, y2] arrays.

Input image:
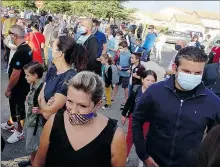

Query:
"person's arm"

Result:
[[5, 52, 24, 96], [40, 34, 45, 49], [38, 91, 66, 120], [111, 127, 127, 167], [102, 35, 107, 54], [121, 89, 136, 117], [32, 114, 55, 167], [43, 24, 48, 37], [87, 38, 98, 71], [132, 86, 156, 164], [6, 69, 21, 92], [102, 43, 107, 54]]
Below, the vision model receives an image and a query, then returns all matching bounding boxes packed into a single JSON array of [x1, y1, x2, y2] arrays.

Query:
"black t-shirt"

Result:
[[8, 42, 32, 96], [175, 87, 195, 100]]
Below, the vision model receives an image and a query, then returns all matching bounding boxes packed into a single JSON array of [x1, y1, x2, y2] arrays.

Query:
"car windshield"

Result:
[[166, 31, 186, 37]]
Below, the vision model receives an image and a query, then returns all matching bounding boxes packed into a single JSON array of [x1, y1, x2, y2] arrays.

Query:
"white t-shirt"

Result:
[[129, 65, 137, 85]]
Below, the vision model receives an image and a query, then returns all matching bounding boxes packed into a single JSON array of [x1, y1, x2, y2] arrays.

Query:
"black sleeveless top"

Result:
[[45, 109, 118, 167]]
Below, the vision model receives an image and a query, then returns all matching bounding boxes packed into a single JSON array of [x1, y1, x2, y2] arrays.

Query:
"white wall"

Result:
[[200, 19, 220, 29], [170, 22, 205, 34]]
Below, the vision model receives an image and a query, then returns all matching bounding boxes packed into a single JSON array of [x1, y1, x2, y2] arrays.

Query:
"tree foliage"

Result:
[[2, 0, 37, 11], [2, 0, 134, 21]]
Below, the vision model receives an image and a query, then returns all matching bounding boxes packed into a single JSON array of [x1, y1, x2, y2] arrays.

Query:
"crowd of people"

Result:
[[1, 8, 220, 167]]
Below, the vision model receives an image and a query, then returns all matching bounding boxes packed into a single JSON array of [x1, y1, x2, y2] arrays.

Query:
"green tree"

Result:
[[86, 1, 134, 23], [2, 0, 36, 11], [41, 1, 71, 14]]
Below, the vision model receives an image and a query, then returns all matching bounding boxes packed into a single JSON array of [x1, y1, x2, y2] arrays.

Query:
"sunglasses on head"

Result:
[[8, 31, 17, 36]]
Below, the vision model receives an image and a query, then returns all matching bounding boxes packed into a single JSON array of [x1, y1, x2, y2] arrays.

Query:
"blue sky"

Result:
[[123, 1, 220, 14]]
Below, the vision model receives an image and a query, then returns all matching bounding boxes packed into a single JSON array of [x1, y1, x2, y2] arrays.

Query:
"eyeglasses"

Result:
[[148, 28, 153, 30]]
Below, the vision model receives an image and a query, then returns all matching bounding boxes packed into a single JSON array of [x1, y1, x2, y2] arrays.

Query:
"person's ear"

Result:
[[172, 63, 177, 74]]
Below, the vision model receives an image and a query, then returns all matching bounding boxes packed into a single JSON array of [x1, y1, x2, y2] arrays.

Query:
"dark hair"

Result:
[[140, 70, 157, 82], [194, 125, 220, 167], [57, 36, 88, 71], [174, 46, 208, 67], [23, 61, 44, 78], [119, 41, 128, 48], [32, 23, 39, 31], [116, 30, 123, 36], [101, 53, 113, 65], [136, 38, 142, 43], [192, 35, 198, 42], [92, 19, 100, 26], [47, 16, 52, 22], [132, 52, 141, 62], [149, 25, 155, 29]]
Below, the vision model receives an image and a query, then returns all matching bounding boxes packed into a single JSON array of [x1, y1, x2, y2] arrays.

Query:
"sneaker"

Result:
[[138, 159, 144, 167], [18, 160, 31, 167], [102, 104, 111, 110], [7, 130, 24, 144], [1, 122, 14, 131]]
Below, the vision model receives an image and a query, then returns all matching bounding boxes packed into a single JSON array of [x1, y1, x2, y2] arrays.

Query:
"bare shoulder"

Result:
[[114, 127, 125, 140]]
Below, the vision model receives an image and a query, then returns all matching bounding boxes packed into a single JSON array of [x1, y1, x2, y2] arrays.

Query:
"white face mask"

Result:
[[79, 26, 87, 34], [177, 72, 202, 91], [9, 14, 15, 18], [115, 36, 121, 40]]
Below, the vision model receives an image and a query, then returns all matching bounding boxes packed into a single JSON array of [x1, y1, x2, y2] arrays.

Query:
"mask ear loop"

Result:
[[92, 100, 102, 117]]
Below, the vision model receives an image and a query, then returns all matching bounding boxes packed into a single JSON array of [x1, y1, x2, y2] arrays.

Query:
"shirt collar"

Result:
[[31, 79, 42, 90]]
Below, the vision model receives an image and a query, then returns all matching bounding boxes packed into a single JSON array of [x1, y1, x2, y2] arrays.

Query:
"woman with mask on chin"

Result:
[[38, 36, 88, 121], [33, 71, 127, 167]]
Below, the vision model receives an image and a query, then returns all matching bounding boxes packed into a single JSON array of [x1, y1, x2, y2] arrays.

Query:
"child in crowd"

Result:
[[132, 38, 143, 53], [121, 70, 157, 163], [18, 62, 44, 167], [100, 54, 113, 110], [128, 52, 145, 95], [112, 41, 131, 106]]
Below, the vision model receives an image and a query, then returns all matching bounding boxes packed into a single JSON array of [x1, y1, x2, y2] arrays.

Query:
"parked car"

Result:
[[165, 30, 191, 44], [186, 31, 204, 42]]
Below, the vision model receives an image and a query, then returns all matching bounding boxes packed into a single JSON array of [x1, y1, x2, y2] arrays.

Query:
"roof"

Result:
[[194, 11, 220, 21], [147, 12, 172, 22], [167, 7, 193, 14], [173, 14, 203, 25]]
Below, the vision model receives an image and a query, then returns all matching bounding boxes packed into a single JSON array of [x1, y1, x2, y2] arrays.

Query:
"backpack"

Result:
[[83, 34, 97, 49], [111, 64, 119, 84], [32, 82, 46, 136]]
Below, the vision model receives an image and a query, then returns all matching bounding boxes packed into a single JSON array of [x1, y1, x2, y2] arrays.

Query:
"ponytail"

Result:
[[72, 43, 88, 71], [57, 36, 88, 71]]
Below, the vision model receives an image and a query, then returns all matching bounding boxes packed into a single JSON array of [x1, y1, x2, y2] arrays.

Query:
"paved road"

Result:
[[1, 44, 175, 167]]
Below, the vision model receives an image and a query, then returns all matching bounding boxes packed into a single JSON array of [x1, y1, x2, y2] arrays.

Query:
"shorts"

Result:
[[116, 76, 129, 89], [24, 126, 43, 154], [9, 95, 26, 122]]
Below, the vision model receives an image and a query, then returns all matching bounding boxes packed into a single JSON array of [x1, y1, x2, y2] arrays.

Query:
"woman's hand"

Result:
[[121, 116, 127, 126], [144, 157, 159, 167], [32, 107, 41, 114], [47, 96, 55, 107]]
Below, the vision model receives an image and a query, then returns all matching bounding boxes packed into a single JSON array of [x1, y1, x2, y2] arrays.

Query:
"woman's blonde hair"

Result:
[[68, 71, 104, 104]]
